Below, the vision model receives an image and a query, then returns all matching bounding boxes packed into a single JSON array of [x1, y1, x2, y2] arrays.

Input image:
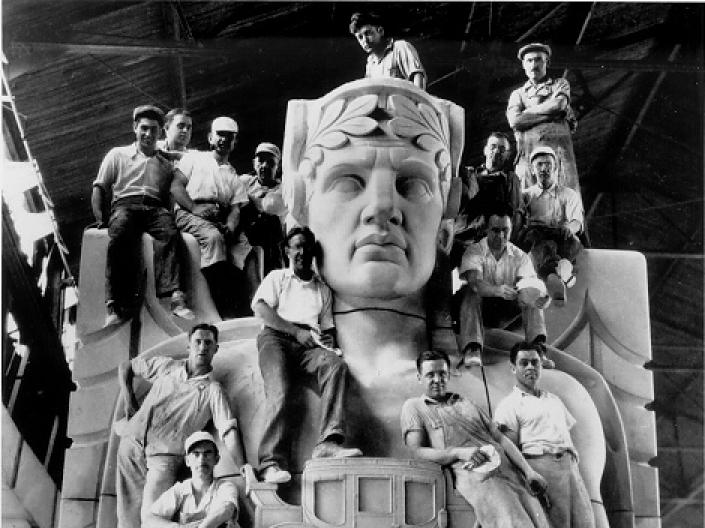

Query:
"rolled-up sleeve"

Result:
[[214, 479, 239, 511], [93, 148, 119, 190], [458, 242, 485, 278], [506, 88, 524, 127], [393, 40, 425, 80], [493, 396, 519, 434], [210, 383, 238, 439], [251, 269, 282, 312], [516, 251, 537, 280], [150, 482, 182, 520], [400, 399, 425, 442], [131, 356, 175, 382], [563, 188, 584, 229]]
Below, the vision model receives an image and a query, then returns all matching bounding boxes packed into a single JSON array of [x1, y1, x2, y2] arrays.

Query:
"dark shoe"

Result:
[[104, 301, 125, 327], [261, 465, 291, 484], [545, 273, 567, 303], [531, 337, 554, 369], [311, 441, 362, 459]]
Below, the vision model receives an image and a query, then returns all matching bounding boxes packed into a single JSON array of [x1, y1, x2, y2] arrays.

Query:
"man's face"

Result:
[[208, 130, 237, 157], [165, 114, 193, 150], [531, 154, 557, 189], [188, 329, 219, 370], [487, 214, 512, 253], [307, 144, 444, 300], [522, 51, 549, 82], [185, 441, 219, 480], [418, 359, 449, 401], [286, 233, 314, 275], [133, 118, 160, 152], [511, 349, 542, 392], [483, 136, 510, 170], [354, 24, 385, 54], [254, 153, 279, 186]]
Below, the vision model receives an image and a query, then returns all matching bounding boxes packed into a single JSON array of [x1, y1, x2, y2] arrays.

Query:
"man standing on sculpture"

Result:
[[116, 323, 243, 528], [349, 11, 427, 89], [495, 342, 595, 528], [92, 104, 194, 326], [402, 349, 550, 528], [507, 43, 579, 190], [171, 116, 249, 318], [252, 226, 361, 485]]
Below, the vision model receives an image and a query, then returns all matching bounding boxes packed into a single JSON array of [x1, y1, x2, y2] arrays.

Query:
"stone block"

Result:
[[14, 440, 57, 528], [61, 444, 106, 499], [68, 382, 120, 440], [2, 407, 22, 486], [58, 498, 97, 528]]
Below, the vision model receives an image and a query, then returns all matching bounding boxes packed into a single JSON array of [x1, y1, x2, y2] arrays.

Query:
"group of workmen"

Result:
[[99, 10, 593, 528]]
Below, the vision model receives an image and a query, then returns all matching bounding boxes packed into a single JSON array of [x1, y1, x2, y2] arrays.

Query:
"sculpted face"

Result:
[[308, 142, 444, 300]]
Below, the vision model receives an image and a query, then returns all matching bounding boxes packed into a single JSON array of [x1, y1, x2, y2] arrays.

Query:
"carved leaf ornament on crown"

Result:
[[304, 93, 452, 179]]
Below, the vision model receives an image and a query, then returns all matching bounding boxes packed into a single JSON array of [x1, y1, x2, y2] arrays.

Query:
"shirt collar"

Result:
[[422, 392, 461, 405], [369, 38, 395, 63], [513, 385, 544, 398], [283, 266, 320, 283], [181, 360, 213, 382], [522, 77, 554, 92]]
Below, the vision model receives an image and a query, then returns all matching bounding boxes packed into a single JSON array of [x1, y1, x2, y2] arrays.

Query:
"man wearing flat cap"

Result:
[[238, 142, 287, 301], [516, 145, 584, 302], [507, 43, 581, 192], [92, 104, 194, 326], [145, 431, 240, 528], [171, 116, 250, 319]]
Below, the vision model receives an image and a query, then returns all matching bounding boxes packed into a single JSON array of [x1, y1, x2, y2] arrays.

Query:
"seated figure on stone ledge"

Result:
[[251, 226, 362, 485], [280, 77, 608, 526]]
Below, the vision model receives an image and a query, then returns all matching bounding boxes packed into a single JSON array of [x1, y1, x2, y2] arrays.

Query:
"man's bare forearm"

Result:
[[253, 300, 302, 336]]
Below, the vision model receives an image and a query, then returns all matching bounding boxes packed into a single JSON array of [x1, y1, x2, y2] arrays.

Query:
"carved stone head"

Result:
[[282, 79, 464, 300]]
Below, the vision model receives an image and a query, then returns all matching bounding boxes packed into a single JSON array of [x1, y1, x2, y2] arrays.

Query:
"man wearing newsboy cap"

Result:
[[506, 43, 581, 192], [92, 105, 194, 326]]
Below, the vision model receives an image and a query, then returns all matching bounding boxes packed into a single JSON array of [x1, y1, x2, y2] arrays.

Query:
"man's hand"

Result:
[[526, 469, 548, 495], [453, 446, 490, 469], [192, 203, 218, 218], [495, 285, 518, 300], [295, 328, 316, 348], [559, 224, 574, 240]]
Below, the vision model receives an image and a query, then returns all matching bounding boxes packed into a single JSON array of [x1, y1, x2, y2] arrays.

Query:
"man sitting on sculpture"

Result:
[[92, 104, 194, 326], [238, 142, 287, 303], [495, 342, 595, 528], [145, 431, 240, 528], [454, 203, 552, 369], [452, 132, 523, 269], [401, 349, 550, 528], [515, 145, 584, 302], [170, 116, 250, 318], [115, 323, 243, 528], [252, 226, 362, 485], [349, 11, 427, 89], [159, 108, 194, 157]]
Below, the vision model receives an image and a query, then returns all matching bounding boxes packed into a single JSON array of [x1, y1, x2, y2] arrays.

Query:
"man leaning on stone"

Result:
[[115, 323, 243, 528], [91, 104, 194, 326], [252, 226, 361, 485]]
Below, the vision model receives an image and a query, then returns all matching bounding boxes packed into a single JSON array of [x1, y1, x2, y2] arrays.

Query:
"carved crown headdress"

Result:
[[282, 78, 465, 225]]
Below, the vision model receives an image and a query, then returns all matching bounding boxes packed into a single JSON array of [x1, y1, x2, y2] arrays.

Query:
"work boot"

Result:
[[532, 336, 555, 369], [461, 343, 483, 368], [104, 300, 125, 327], [311, 441, 362, 459]]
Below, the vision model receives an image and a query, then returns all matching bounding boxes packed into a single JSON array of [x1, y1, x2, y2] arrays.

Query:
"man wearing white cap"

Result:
[[507, 42, 580, 191], [516, 146, 583, 301], [145, 431, 239, 528], [238, 142, 287, 298], [171, 116, 250, 318]]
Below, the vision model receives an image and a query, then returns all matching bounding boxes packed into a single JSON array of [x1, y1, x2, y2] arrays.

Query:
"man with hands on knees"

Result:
[[145, 431, 240, 528], [401, 350, 550, 528], [115, 323, 244, 528], [252, 226, 361, 485]]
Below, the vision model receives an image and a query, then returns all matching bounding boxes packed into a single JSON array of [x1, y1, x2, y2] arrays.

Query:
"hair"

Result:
[[483, 202, 515, 225], [134, 108, 164, 127], [189, 323, 219, 342], [164, 108, 191, 128], [284, 225, 316, 249], [416, 349, 451, 373], [349, 11, 384, 34], [486, 131, 510, 145], [510, 341, 542, 364]]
